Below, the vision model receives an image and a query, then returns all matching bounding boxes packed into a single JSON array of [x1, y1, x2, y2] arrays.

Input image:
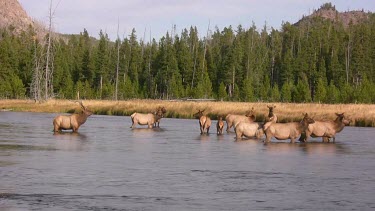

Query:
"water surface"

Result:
[[0, 112, 374, 210]]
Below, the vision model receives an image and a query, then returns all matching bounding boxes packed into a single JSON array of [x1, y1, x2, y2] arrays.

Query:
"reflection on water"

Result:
[[52, 132, 88, 151], [299, 142, 349, 155], [0, 112, 374, 210], [263, 141, 350, 156]]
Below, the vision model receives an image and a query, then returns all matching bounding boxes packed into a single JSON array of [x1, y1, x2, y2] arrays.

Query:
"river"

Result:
[[0, 112, 374, 210]]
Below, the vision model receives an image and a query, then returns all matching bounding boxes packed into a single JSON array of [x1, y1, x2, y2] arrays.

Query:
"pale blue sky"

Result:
[[18, 0, 375, 41]]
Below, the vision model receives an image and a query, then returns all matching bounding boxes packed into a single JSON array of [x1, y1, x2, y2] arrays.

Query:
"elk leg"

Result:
[[299, 133, 307, 142], [130, 121, 137, 128], [207, 126, 210, 134], [53, 126, 60, 133], [226, 123, 231, 132]]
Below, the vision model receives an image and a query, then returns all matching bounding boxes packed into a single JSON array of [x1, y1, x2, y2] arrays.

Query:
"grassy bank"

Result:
[[1, 99, 374, 127]]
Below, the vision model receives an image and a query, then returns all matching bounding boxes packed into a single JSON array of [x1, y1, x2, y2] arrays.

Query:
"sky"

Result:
[[18, 0, 375, 41]]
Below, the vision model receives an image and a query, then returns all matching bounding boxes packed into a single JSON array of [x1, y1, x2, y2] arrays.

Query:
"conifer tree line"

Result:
[[1, 4, 375, 103]]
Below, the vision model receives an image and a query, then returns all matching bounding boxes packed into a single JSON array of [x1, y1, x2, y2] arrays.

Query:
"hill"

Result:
[[0, 0, 34, 33], [295, 3, 371, 28]]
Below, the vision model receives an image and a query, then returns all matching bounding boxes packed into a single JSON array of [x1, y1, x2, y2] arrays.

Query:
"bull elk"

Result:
[[235, 122, 264, 140], [216, 116, 225, 135], [264, 113, 315, 143], [153, 106, 167, 128], [194, 109, 211, 134], [263, 105, 277, 130], [225, 107, 255, 132], [130, 107, 164, 128], [300, 113, 350, 142], [53, 101, 93, 133]]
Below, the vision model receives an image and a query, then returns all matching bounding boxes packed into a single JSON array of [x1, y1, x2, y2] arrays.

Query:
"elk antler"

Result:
[[76, 101, 86, 110]]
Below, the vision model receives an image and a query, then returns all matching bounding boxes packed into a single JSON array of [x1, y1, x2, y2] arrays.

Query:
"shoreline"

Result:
[[0, 99, 374, 127]]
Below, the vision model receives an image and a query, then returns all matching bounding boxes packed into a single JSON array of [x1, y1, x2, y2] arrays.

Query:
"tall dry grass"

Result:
[[1, 99, 374, 127]]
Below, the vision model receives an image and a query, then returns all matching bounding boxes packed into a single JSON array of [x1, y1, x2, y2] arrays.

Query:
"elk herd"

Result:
[[53, 102, 351, 143]]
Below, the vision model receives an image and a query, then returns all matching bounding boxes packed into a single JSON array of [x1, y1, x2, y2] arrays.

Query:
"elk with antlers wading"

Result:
[[53, 101, 93, 133]]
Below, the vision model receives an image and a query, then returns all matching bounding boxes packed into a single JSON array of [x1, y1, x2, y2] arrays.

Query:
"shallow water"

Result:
[[0, 112, 374, 210]]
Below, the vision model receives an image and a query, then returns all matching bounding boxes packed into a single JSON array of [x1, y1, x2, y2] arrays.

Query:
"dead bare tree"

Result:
[[30, 36, 43, 101], [115, 19, 120, 101], [31, 0, 59, 102]]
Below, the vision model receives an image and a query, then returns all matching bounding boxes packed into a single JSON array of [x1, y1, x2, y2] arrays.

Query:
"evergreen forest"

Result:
[[1, 3, 375, 103]]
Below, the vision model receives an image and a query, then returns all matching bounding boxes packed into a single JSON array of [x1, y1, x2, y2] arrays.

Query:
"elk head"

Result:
[[335, 113, 351, 125], [194, 109, 205, 118], [245, 107, 256, 121], [267, 105, 276, 117], [302, 113, 315, 126], [77, 101, 93, 116]]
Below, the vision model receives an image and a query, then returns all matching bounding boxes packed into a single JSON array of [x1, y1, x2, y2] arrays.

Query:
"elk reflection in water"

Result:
[[52, 132, 88, 151]]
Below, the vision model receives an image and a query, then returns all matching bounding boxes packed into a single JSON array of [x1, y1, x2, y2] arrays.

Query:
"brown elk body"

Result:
[[130, 108, 164, 128], [225, 108, 255, 132], [300, 113, 350, 142], [263, 105, 277, 130], [216, 116, 225, 135], [235, 122, 264, 140], [264, 113, 315, 143], [154, 106, 167, 127], [194, 110, 211, 134], [53, 101, 93, 133]]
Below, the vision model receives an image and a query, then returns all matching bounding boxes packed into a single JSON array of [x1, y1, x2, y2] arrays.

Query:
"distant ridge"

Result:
[[295, 3, 371, 28]]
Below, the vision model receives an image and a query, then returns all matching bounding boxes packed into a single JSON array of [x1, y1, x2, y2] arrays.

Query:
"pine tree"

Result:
[[218, 82, 227, 101], [281, 81, 293, 102], [241, 77, 255, 102], [314, 78, 327, 102]]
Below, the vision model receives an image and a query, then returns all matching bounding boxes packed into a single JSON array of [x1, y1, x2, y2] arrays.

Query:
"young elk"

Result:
[[53, 101, 93, 133], [225, 107, 255, 132], [154, 106, 167, 128], [194, 109, 211, 134], [300, 113, 351, 143], [263, 105, 277, 130], [130, 108, 164, 128], [264, 113, 315, 143], [216, 116, 225, 135]]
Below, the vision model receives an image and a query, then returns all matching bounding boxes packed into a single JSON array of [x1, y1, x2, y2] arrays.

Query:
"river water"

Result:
[[0, 112, 374, 210]]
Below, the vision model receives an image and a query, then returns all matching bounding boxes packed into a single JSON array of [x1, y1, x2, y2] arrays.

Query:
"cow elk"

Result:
[[217, 116, 225, 135], [225, 107, 255, 132], [264, 113, 315, 143], [235, 122, 264, 140], [53, 101, 93, 133], [300, 113, 351, 143], [194, 109, 211, 134], [130, 108, 164, 129]]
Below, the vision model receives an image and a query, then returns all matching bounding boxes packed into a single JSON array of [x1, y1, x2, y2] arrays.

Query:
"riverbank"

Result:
[[0, 99, 374, 127]]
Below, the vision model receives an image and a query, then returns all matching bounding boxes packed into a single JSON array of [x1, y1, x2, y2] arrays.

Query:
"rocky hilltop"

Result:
[[0, 0, 34, 33], [296, 3, 371, 28]]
